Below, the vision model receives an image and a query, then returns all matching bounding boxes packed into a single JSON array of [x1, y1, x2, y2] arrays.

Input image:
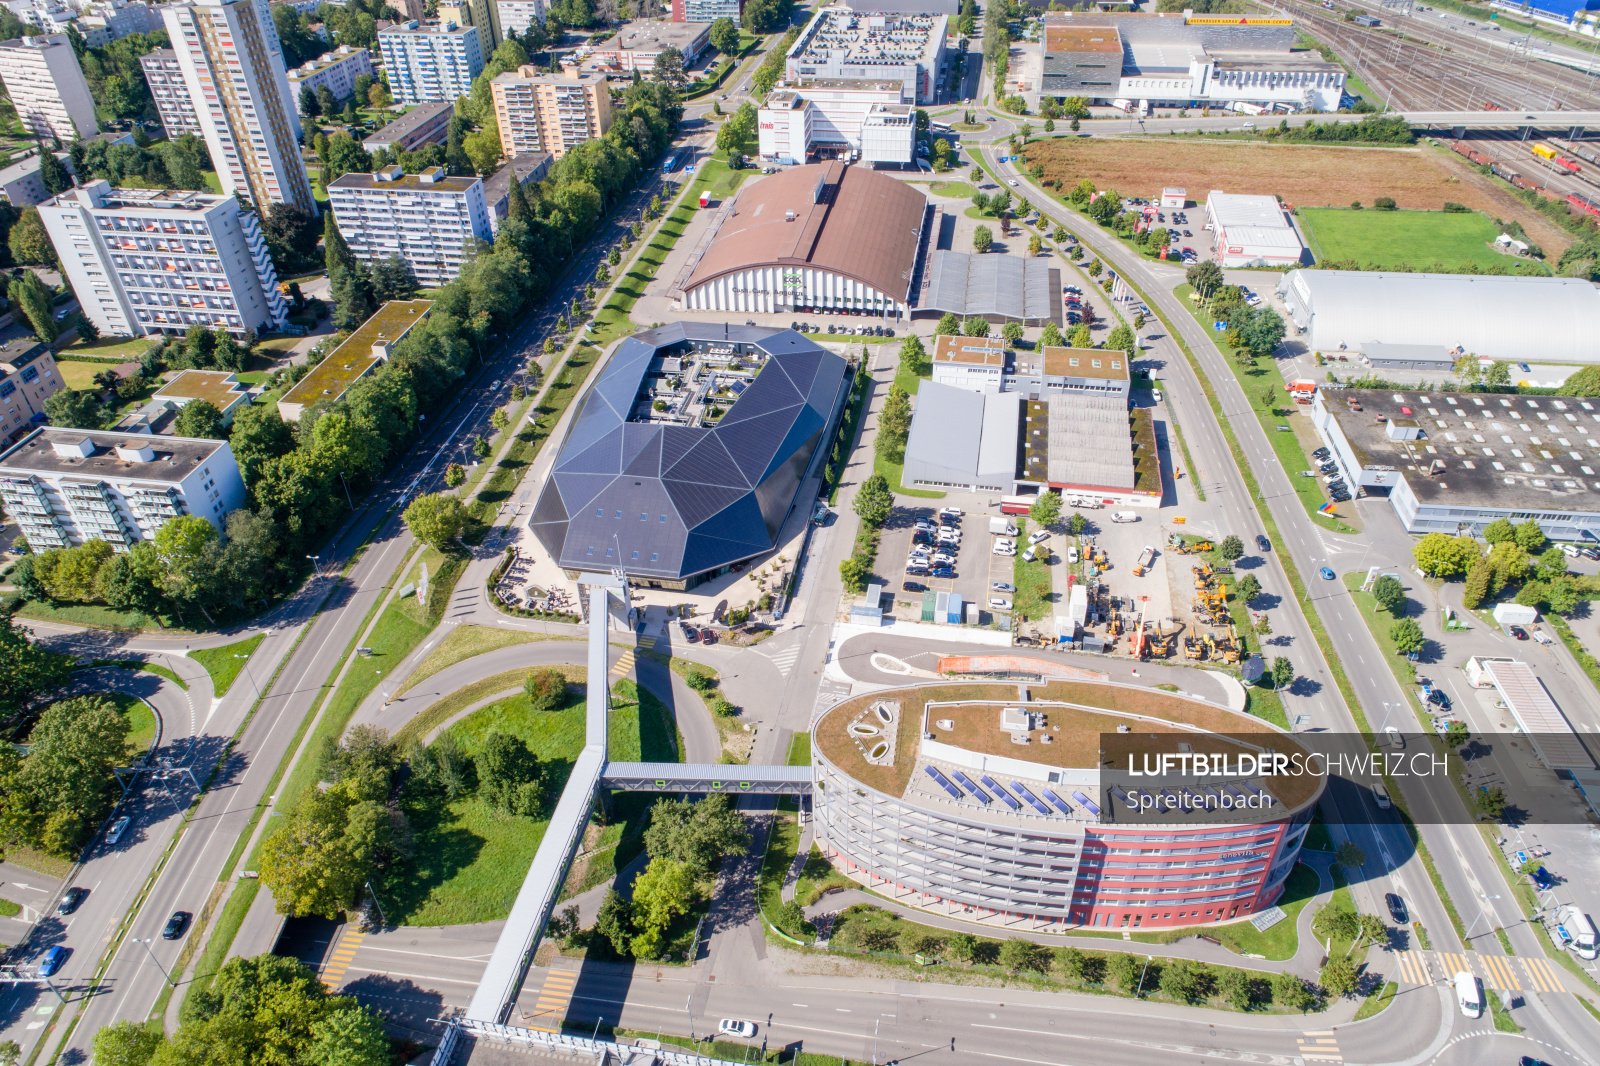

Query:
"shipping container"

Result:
[[1000, 495, 1034, 515]]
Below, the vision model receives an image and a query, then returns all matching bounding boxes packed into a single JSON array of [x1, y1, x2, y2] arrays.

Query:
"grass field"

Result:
[[384, 675, 677, 925], [188, 633, 264, 698], [1298, 207, 1525, 271]]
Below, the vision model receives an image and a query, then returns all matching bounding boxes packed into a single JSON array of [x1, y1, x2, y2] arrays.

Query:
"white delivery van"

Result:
[[990, 517, 1019, 536], [1454, 971, 1481, 1018], [1110, 512, 1139, 523], [1557, 905, 1599, 960]]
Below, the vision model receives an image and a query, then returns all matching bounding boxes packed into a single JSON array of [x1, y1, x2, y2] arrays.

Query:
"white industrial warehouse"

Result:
[[1205, 191, 1305, 268], [1278, 269, 1600, 364]]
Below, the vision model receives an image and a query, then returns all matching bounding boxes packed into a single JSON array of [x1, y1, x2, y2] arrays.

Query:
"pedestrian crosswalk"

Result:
[[319, 928, 364, 989], [521, 965, 579, 1033], [1392, 949, 1430, 986], [610, 648, 635, 678], [1387, 950, 1568, 995], [1523, 957, 1565, 994], [1296, 1030, 1342, 1063], [638, 634, 659, 650], [761, 640, 802, 677]]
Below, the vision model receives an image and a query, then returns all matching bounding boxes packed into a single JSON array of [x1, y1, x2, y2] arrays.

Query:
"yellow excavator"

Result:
[[1183, 633, 1203, 659]]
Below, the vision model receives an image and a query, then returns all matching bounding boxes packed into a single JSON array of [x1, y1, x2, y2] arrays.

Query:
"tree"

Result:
[[899, 333, 928, 376], [1412, 532, 1479, 578], [152, 514, 220, 618], [91, 1021, 163, 1066], [971, 191, 989, 214], [642, 794, 750, 877], [1356, 913, 1388, 951], [1335, 841, 1366, 870], [299, 82, 320, 119], [1270, 656, 1294, 691], [1029, 491, 1060, 529], [1370, 574, 1405, 616], [37, 150, 71, 196], [1513, 518, 1546, 553], [1067, 511, 1087, 535], [1217, 968, 1253, 1010], [876, 384, 911, 459], [1319, 957, 1359, 998], [1002, 321, 1023, 346], [1239, 308, 1286, 356], [1104, 323, 1135, 358], [1445, 721, 1470, 749], [935, 312, 962, 336], [1039, 322, 1062, 348], [317, 84, 338, 117], [371, 253, 420, 302], [7, 696, 131, 852], [0, 616, 73, 719], [258, 782, 392, 917], [709, 16, 739, 53], [1105, 952, 1141, 993], [1185, 260, 1223, 299], [594, 890, 635, 956], [1273, 970, 1314, 1010], [651, 46, 687, 88], [173, 399, 226, 440], [853, 473, 892, 528], [1389, 617, 1424, 656], [324, 208, 355, 275], [973, 225, 993, 253], [403, 492, 465, 550], [999, 937, 1050, 973], [963, 316, 990, 337], [1235, 574, 1261, 605], [1159, 959, 1210, 1003], [839, 555, 870, 592], [9, 208, 53, 266], [524, 666, 567, 711], [1475, 784, 1507, 819], [9, 269, 58, 342], [1482, 517, 1516, 544], [477, 730, 543, 816], [630, 857, 697, 959], [1218, 534, 1244, 561], [307, 1004, 392, 1066], [1485, 361, 1511, 389]]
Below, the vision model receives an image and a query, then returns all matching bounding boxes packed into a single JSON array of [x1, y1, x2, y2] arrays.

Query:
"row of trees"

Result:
[[1413, 519, 1590, 615], [591, 795, 749, 960], [92, 954, 393, 1066]]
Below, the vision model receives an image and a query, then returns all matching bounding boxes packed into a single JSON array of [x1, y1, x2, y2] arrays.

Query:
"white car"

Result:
[[1110, 512, 1139, 523], [1066, 546, 1080, 564], [106, 815, 131, 844], [989, 597, 1011, 609], [993, 544, 1016, 557], [938, 507, 963, 520], [1022, 547, 1038, 563], [1373, 782, 1391, 809], [719, 1019, 757, 1038], [1007, 179, 1018, 187], [1028, 530, 1050, 546], [938, 525, 961, 537], [993, 537, 1015, 550], [1385, 726, 1404, 750]]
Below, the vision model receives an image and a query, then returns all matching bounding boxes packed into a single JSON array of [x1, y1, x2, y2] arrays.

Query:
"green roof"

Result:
[[279, 300, 432, 410]]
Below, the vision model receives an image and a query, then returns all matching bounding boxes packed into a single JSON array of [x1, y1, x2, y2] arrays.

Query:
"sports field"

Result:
[[1297, 207, 1526, 271]]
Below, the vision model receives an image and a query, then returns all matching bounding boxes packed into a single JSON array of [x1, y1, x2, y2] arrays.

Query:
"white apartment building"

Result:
[[378, 20, 484, 106], [38, 181, 290, 339], [0, 149, 71, 207], [140, 48, 204, 140], [81, 1, 163, 47], [496, 0, 546, 37], [0, 34, 98, 142], [32, 6, 76, 34], [784, 7, 948, 105], [0, 427, 247, 550], [163, 0, 316, 215], [287, 44, 373, 105], [758, 78, 914, 165], [327, 165, 491, 286], [490, 68, 611, 160]]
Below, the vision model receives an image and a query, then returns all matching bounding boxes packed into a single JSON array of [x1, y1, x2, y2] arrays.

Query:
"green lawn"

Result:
[[109, 691, 157, 759], [384, 676, 676, 925], [1173, 285, 1354, 535], [188, 633, 265, 698], [1011, 517, 1053, 622], [399, 624, 565, 695], [57, 335, 151, 361], [1297, 208, 1525, 272]]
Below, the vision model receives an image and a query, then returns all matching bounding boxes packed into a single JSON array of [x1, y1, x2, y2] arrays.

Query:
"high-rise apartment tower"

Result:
[[490, 68, 611, 160]]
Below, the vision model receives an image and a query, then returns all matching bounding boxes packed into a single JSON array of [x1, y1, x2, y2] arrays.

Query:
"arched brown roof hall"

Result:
[[682, 161, 927, 302]]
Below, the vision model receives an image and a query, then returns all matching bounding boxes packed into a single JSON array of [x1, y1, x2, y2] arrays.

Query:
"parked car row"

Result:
[[790, 320, 895, 337]]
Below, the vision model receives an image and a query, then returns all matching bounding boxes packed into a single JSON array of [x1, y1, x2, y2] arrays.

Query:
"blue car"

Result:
[[1319, 567, 1335, 580], [38, 945, 67, 977], [930, 566, 955, 578]]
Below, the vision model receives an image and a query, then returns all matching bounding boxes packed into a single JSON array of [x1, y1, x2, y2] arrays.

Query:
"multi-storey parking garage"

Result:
[[813, 680, 1322, 931]]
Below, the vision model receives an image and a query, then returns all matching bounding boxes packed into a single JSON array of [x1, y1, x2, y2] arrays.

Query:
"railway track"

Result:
[[1276, 0, 1600, 112]]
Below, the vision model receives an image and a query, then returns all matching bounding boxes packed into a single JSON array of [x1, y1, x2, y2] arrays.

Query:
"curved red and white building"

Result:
[[812, 680, 1322, 931]]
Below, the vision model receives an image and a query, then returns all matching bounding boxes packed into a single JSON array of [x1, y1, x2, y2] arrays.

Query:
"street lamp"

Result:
[[307, 554, 320, 579], [133, 937, 174, 987], [234, 654, 259, 699], [592, 1015, 604, 1043]]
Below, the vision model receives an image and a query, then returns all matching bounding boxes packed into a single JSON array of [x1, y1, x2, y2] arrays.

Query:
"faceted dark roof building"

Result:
[[530, 323, 849, 588]]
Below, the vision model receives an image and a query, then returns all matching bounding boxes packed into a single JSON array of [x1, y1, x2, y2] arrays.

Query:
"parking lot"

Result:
[[879, 499, 1019, 623]]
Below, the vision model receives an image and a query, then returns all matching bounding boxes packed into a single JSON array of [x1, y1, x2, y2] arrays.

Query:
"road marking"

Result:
[[1436, 951, 1472, 980], [520, 965, 580, 1033], [610, 650, 635, 678], [1296, 1029, 1342, 1063], [763, 643, 802, 677], [1522, 957, 1565, 994], [1479, 953, 1520, 991], [1392, 950, 1430, 986], [320, 929, 365, 989]]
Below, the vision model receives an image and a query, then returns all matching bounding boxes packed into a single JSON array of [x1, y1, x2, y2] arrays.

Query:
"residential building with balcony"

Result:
[[81, 1, 163, 47], [490, 68, 611, 159], [495, 0, 546, 37], [0, 34, 99, 142], [0, 339, 62, 444], [287, 43, 373, 105], [671, 0, 741, 24], [140, 48, 204, 140], [481, 151, 550, 234], [163, 0, 315, 214], [37, 181, 291, 339], [0, 149, 73, 207], [378, 20, 484, 105], [0, 427, 247, 550], [327, 166, 491, 286], [438, 0, 500, 50]]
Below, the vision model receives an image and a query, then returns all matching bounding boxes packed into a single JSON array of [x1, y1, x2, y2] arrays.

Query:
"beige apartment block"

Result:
[[491, 68, 611, 160], [0, 35, 98, 142]]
